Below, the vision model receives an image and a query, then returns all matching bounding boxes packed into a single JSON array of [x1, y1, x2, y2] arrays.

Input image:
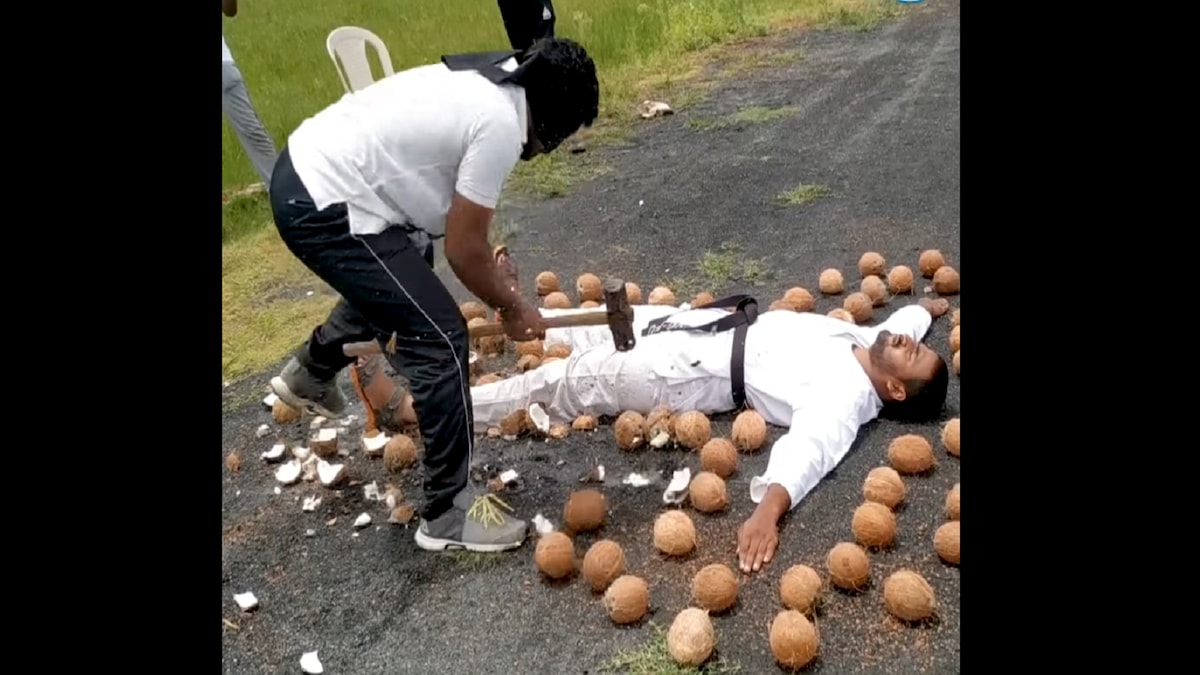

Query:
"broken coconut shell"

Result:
[[581, 539, 625, 593], [887, 434, 935, 474], [691, 563, 739, 613], [603, 575, 649, 625], [272, 398, 301, 425], [499, 409, 531, 439], [653, 510, 697, 557], [883, 569, 936, 622], [818, 269, 844, 294], [673, 410, 712, 449], [699, 438, 737, 478], [310, 428, 339, 459]]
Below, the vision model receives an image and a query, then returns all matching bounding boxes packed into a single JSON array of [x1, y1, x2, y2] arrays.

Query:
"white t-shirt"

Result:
[[222, 35, 232, 63], [285, 59, 528, 237]]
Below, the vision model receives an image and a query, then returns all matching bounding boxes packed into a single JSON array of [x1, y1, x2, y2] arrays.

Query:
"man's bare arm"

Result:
[[443, 193, 522, 313], [222, 0, 238, 17]]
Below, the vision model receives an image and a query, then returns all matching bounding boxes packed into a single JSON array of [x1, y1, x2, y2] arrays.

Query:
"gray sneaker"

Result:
[[269, 357, 348, 419], [414, 489, 528, 553]]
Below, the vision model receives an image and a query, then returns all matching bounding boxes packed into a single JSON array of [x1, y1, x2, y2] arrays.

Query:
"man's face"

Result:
[[868, 330, 942, 399]]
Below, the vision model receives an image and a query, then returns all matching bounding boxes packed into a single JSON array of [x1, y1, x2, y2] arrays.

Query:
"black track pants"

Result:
[[497, 0, 556, 52], [268, 147, 473, 522]]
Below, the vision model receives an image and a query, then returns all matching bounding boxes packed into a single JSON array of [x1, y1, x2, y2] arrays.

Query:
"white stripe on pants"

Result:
[[222, 59, 277, 188]]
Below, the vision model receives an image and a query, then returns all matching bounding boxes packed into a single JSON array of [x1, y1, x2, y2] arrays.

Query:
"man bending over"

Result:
[[356, 296, 951, 573]]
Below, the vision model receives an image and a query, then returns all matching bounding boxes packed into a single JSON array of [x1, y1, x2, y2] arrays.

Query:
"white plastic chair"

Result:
[[326, 26, 395, 93]]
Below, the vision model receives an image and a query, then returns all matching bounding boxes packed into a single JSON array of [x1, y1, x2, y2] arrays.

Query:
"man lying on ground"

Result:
[[355, 296, 951, 573]]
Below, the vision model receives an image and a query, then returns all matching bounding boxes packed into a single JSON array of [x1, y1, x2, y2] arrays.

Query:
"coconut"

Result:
[[674, 411, 712, 449], [689, 472, 728, 513], [543, 291, 572, 309], [769, 610, 819, 670], [577, 273, 603, 303], [572, 414, 598, 431], [888, 434, 935, 474], [851, 501, 897, 548], [545, 344, 572, 360], [653, 510, 697, 557], [862, 466, 906, 509], [783, 287, 815, 311], [945, 483, 960, 520], [843, 292, 873, 323], [459, 301, 488, 322], [625, 282, 642, 305], [692, 563, 739, 613], [700, 438, 738, 478], [499, 409, 530, 439], [827, 308, 855, 323], [858, 251, 886, 277], [883, 569, 936, 622], [667, 608, 716, 667], [476, 373, 504, 385], [861, 275, 887, 307], [226, 451, 240, 473], [768, 299, 797, 312], [534, 531, 576, 580], [564, 489, 607, 533], [362, 430, 390, 456], [516, 339, 544, 358], [918, 249, 945, 277], [731, 409, 767, 452], [934, 521, 960, 565], [933, 266, 960, 294], [613, 411, 646, 450], [273, 399, 301, 424], [953, 349, 959, 375], [941, 417, 960, 457], [548, 423, 570, 439], [515, 354, 541, 372], [949, 324, 960, 352], [383, 435, 418, 472], [691, 292, 715, 308], [952, 308, 960, 326], [531, 271, 561, 298], [826, 542, 870, 590], [580, 300, 600, 309], [648, 286, 676, 306], [779, 564, 823, 614], [887, 265, 915, 294], [311, 428, 339, 459], [644, 406, 675, 447], [818, 268, 844, 294], [603, 575, 649, 625], [582, 539, 625, 592]]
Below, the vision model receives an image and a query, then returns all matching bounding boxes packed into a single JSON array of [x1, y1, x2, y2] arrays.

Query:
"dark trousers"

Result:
[[497, 0, 556, 52], [268, 147, 474, 522]]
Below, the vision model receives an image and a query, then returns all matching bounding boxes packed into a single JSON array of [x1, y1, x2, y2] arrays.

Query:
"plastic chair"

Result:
[[326, 26, 395, 93]]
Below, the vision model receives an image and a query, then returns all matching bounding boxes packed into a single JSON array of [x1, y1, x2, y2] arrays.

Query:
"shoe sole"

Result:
[[269, 376, 344, 420], [413, 528, 525, 553]]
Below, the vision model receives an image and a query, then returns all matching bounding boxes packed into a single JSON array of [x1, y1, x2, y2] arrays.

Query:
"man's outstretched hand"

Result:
[[737, 512, 779, 573], [919, 297, 950, 318]]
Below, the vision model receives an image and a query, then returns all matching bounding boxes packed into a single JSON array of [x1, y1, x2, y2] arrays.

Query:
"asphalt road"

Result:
[[221, 1, 961, 672]]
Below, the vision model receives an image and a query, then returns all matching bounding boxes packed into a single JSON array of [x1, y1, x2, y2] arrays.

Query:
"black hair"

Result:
[[513, 37, 599, 153], [881, 353, 950, 423]]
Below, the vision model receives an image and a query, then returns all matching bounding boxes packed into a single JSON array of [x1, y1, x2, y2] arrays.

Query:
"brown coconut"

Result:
[[818, 268, 844, 294], [580, 300, 600, 309], [941, 417, 960, 457], [949, 324, 960, 352], [692, 563, 739, 613], [576, 273, 603, 303], [515, 339, 544, 358], [826, 542, 870, 590], [674, 411, 712, 449], [862, 466, 906, 509], [730, 409, 767, 452], [883, 569, 936, 622], [769, 610, 819, 670], [888, 434, 935, 474], [644, 406, 675, 444], [691, 291, 715, 308], [459, 300, 488, 322], [689, 472, 728, 513], [952, 308, 960, 326], [534, 271, 560, 297], [851, 501, 897, 549], [499, 408, 530, 438], [932, 266, 960, 294], [534, 531, 576, 580], [667, 608, 716, 667], [603, 575, 649, 625], [918, 249, 945, 277], [383, 435, 418, 472], [843, 292, 873, 323], [545, 344, 572, 360], [272, 398, 301, 425], [572, 414, 598, 431], [543, 291, 572, 309], [783, 287, 815, 311], [515, 354, 541, 372], [953, 349, 959, 375], [861, 275, 887, 307], [887, 265, 915, 294], [826, 308, 853, 323], [624, 282, 642, 305], [648, 286, 676, 306], [613, 411, 646, 450], [858, 251, 886, 278], [653, 510, 697, 557], [768, 299, 796, 312], [934, 521, 960, 565], [945, 483, 960, 520], [581, 539, 625, 592], [563, 489, 607, 533], [700, 438, 738, 478], [780, 564, 823, 614], [476, 373, 504, 386]]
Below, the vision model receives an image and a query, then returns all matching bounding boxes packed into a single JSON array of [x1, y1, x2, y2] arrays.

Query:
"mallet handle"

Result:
[[341, 310, 612, 357]]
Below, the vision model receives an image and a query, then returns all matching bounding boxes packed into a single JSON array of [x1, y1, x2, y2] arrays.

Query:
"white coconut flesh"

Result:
[[309, 416, 327, 430], [301, 456, 319, 482], [532, 513, 555, 536], [528, 403, 551, 434], [384, 485, 402, 509], [363, 481, 381, 501], [255, 424, 271, 438], [649, 431, 672, 448], [499, 469, 520, 484], [362, 432, 390, 456], [275, 460, 302, 485], [300, 650, 323, 674], [317, 460, 347, 487], [623, 473, 651, 487], [233, 591, 258, 611], [353, 513, 371, 528], [261, 443, 286, 462], [302, 496, 321, 512], [292, 446, 312, 461], [663, 468, 692, 505], [262, 393, 279, 409]]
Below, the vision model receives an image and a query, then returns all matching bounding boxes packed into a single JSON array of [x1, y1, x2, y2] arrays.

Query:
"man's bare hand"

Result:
[[919, 297, 950, 318], [499, 298, 546, 341], [737, 513, 779, 574]]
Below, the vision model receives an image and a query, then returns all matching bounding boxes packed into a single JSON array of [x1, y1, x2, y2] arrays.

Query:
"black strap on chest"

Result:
[[641, 294, 760, 409], [441, 50, 525, 85]]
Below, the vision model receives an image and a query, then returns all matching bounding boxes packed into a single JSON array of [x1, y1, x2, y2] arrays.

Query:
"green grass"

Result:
[[688, 105, 800, 131], [599, 622, 741, 674], [776, 183, 834, 206], [221, 0, 905, 383], [661, 242, 772, 297]]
